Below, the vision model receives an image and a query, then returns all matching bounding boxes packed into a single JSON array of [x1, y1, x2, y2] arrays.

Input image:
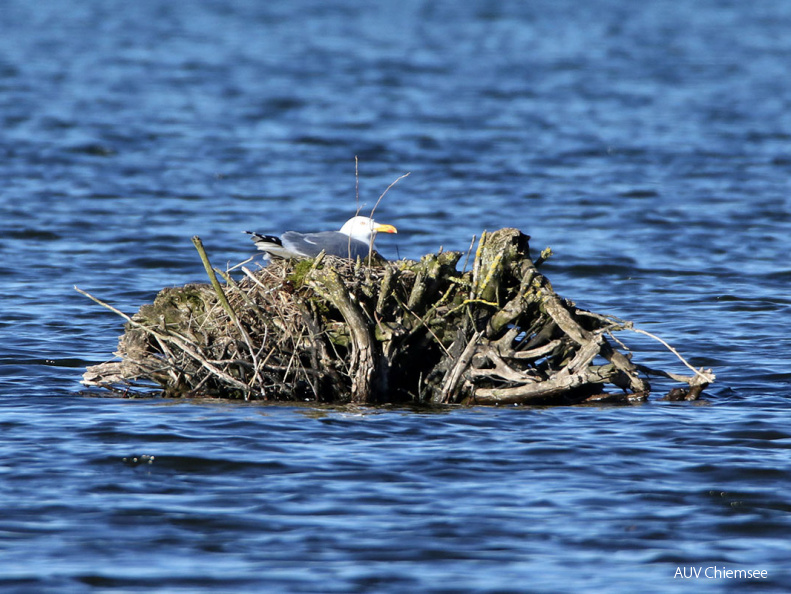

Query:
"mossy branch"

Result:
[[192, 235, 239, 326]]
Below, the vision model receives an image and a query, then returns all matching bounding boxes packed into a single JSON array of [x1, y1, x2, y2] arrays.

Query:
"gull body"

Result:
[[246, 216, 397, 260]]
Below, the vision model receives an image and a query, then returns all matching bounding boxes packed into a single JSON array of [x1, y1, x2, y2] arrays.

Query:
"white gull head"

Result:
[[338, 216, 398, 244]]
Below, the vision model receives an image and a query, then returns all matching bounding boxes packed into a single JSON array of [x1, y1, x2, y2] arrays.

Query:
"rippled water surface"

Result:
[[2, 0, 791, 592]]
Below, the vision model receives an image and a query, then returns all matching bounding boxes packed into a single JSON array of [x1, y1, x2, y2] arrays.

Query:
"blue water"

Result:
[[2, 0, 791, 591]]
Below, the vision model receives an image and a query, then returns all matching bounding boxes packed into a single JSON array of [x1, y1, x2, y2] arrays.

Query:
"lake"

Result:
[[2, 0, 790, 592]]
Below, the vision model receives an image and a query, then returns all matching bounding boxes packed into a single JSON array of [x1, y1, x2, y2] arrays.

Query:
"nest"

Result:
[[80, 228, 714, 405]]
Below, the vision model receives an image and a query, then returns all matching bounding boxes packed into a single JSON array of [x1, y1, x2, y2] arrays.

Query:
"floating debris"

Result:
[[122, 454, 155, 465], [79, 229, 714, 405]]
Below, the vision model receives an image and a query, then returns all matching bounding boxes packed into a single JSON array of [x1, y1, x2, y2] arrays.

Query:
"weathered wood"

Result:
[[80, 228, 715, 405], [308, 267, 379, 403], [437, 330, 482, 404]]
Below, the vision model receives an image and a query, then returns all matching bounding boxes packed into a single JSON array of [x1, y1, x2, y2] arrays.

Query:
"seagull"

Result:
[[246, 216, 397, 260]]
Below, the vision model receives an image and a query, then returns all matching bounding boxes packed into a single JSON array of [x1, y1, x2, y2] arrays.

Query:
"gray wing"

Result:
[[281, 231, 375, 259]]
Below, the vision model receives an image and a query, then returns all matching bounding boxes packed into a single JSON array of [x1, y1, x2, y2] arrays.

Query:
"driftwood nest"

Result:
[[80, 229, 714, 405]]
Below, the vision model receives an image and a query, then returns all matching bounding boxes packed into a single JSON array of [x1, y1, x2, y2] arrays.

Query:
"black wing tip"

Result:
[[247, 232, 283, 247]]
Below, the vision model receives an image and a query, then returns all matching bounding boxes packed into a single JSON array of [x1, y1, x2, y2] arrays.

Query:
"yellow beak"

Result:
[[374, 224, 398, 234]]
